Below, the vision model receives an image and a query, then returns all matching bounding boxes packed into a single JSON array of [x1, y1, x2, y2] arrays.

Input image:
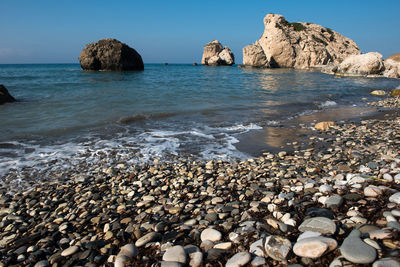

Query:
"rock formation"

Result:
[[0, 85, 16, 105], [322, 52, 400, 79], [78, 39, 144, 71], [201, 40, 235, 66], [383, 53, 400, 78], [242, 14, 360, 68]]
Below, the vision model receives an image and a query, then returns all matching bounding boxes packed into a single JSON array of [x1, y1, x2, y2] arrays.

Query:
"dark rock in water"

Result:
[[193, 62, 198, 66], [78, 38, 144, 71], [0, 85, 16, 105], [164, 63, 168, 66]]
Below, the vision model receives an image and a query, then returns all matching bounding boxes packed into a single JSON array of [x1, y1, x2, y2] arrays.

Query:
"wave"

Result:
[[118, 112, 178, 124], [319, 100, 337, 108]]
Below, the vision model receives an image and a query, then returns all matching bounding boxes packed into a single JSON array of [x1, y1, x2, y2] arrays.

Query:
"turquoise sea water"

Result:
[[0, 64, 399, 181]]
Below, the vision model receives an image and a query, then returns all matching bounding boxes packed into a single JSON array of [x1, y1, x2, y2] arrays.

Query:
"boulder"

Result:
[[201, 40, 234, 66], [387, 53, 400, 62], [78, 38, 144, 71], [0, 85, 16, 105], [242, 42, 268, 67], [336, 52, 384, 76], [383, 59, 400, 78], [243, 13, 360, 69]]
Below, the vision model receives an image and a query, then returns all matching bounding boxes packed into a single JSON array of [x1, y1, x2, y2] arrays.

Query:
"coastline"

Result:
[[0, 97, 399, 266]]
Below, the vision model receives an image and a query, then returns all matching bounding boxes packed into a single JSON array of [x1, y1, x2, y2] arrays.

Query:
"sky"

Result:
[[0, 0, 399, 64]]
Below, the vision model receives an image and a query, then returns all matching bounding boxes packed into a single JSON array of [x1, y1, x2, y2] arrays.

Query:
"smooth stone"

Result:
[[264, 235, 292, 261], [189, 252, 203, 267], [250, 256, 267, 266], [226, 252, 251, 267], [343, 193, 362, 201], [249, 239, 265, 257], [364, 185, 383, 197], [206, 248, 228, 261], [294, 237, 337, 258], [61, 246, 79, 257], [325, 195, 344, 209], [391, 209, 400, 217], [305, 208, 335, 219], [387, 221, 400, 230], [160, 261, 183, 267], [200, 228, 222, 242], [358, 224, 380, 234], [389, 192, 400, 204], [205, 213, 218, 223], [340, 230, 377, 264], [135, 232, 161, 247], [319, 184, 334, 193], [117, 244, 138, 258], [372, 257, 400, 267], [162, 245, 187, 264], [213, 242, 232, 250], [34, 260, 49, 267], [115, 255, 129, 267], [298, 217, 336, 235], [297, 231, 321, 241]]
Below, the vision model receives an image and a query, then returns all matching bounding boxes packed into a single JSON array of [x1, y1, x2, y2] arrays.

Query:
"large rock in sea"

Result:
[[78, 38, 144, 71], [336, 52, 384, 75], [201, 40, 235, 66], [383, 53, 400, 78], [242, 13, 360, 68], [0, 85, 16, 105]]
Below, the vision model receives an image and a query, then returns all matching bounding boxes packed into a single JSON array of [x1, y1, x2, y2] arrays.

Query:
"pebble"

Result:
[[250, 256, 267, 266], [389, 192, 400, 204], [340, 230, 377, 264], [298, 217, 337, 235], [61, 246, 79, 257], [135, 232, 161, 247], [293, 237, 337, 258], [226, 251, 252, 267], [160, 261, 184, 267], [319, 184, 334, 193], [188, 251, 203, 267], [34, 260, 50, 267], [249, 239, 265, 257], [372, 257, 400, 267], [264, 235, 292, 261], [200, 228, 222, 242], [364, 185, 383, 197], [325, 195, 344, 208], [162, 245, 187, 264]]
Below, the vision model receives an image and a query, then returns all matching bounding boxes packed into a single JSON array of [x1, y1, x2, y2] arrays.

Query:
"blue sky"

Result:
[[0, 0, 399, 64]]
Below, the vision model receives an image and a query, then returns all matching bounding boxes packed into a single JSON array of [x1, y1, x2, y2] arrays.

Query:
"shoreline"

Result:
[[0, 97, 399, 266]]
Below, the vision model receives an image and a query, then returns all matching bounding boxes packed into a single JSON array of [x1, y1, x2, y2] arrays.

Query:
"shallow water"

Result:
[[0, 63, 399, 181]]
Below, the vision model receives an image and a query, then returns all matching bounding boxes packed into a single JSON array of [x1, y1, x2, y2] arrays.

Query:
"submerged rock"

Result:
[[243, 13, 360, 68], [201, 40, 234, 66], [78, 38, 144, 71], [0, 84, 16, 105]]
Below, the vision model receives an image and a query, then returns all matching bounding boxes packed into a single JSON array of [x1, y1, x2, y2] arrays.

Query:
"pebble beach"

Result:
[[1, 96, 399, 267]]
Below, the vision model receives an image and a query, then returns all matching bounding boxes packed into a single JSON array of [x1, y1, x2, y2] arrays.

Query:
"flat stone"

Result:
[[249, 239, 265, 257], [325, 195, 344, 209], [189, 251, 203, 267], [372, 257, 400, 267], [160, 261, 184, 267], [135, 232, 161, 247], [305, 208, 335, 219], [340, 230, 377, 264], [364, 185, 383, 197], [206, 248, 228, 261], [264, 235, 292, 261], [117, 244, 138, 258], [162, 245, 187, 264], [226, 252, 251, 267], [298, 217, 336, 235], [343, 193, 362, 201], [387, 221, 400, 230], [389, 192, 400, 204], [61, 246, 79, 257], [319, 184, 334, 193], [293, 237, 337, 258], [200, 228, 222, 242], [34, 260, 50, 267], [213, 242, 232, 250], [250, 256, 266, 266]]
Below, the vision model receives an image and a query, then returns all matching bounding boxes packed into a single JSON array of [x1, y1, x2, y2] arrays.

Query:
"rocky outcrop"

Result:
[[201, 40, 234, 66], [78, 39, 144, 71], [336, 52, 384, 75], [0, 85, 16, 105], [243, 13, 360, 68], [322, 52, 400, 79]]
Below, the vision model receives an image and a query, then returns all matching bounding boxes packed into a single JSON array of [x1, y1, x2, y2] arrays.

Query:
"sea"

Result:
[[0, 63, 399, 184]]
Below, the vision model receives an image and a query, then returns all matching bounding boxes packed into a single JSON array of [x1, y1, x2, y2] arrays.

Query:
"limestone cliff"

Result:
[[201, 40, 235, 66], [243, 14, 360, 69]]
